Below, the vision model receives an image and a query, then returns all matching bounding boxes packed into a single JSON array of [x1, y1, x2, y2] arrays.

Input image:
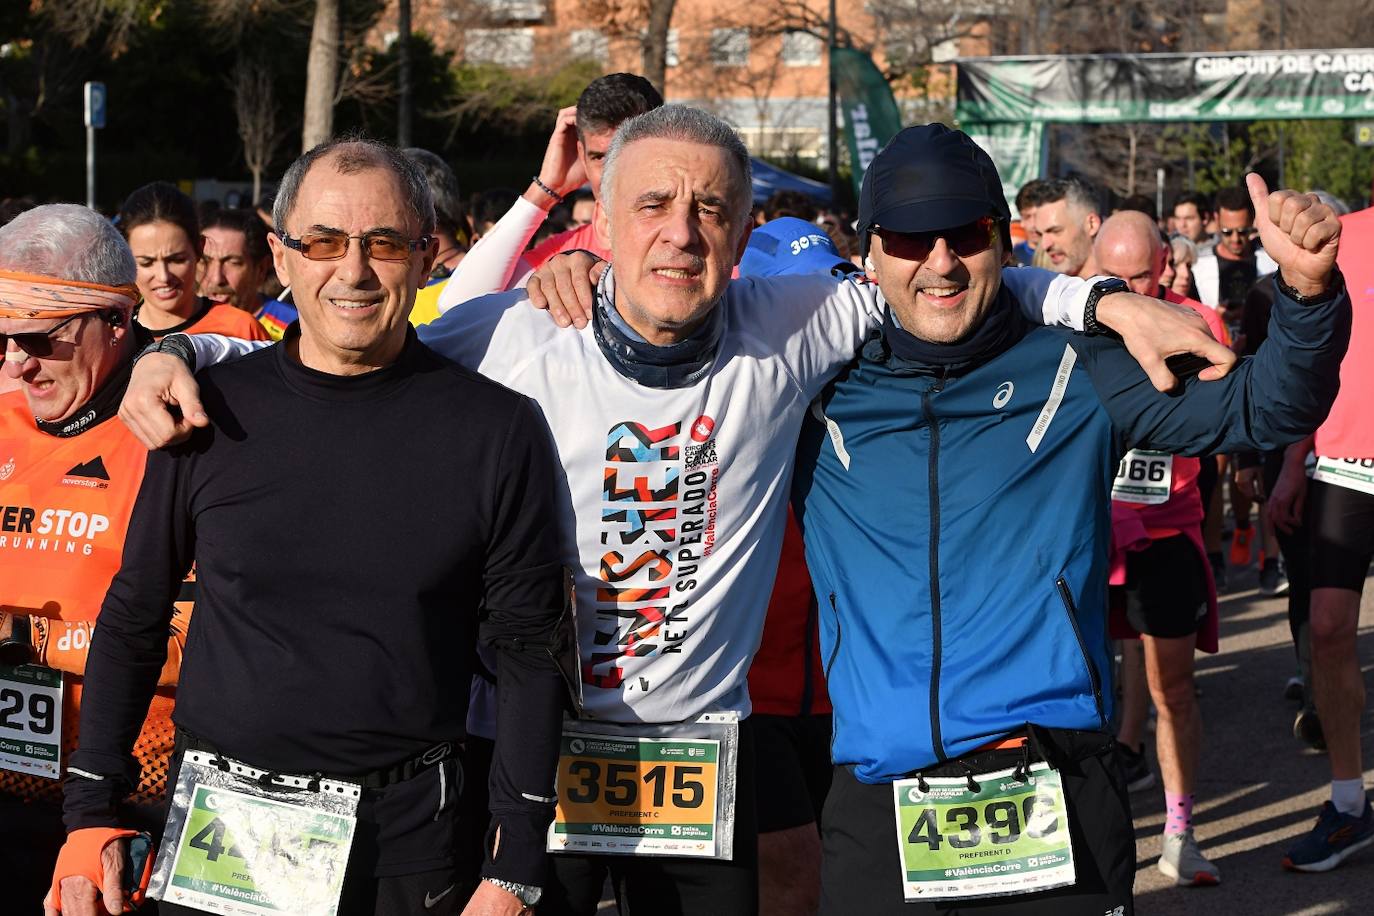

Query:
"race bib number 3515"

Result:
[[892, 763, 1075, 902], [548, 714, 738, 860]]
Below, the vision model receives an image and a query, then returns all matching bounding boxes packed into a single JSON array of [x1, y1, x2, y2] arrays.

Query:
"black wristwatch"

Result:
[[1082, 277, 1130, 338], [133, 334, 197, 372], [1275, 268, 1343, 306]]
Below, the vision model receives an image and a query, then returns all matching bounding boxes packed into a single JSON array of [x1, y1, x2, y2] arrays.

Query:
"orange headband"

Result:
[[0, 269, 140, 320]]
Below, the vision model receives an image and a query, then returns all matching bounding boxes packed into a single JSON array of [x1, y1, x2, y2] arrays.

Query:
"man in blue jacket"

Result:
[[792, 125, 1349, 916]]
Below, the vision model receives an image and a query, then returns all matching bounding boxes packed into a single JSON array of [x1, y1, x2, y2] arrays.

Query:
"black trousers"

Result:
[[819, 730, 1134, 916], [540, 719, 759, 916]]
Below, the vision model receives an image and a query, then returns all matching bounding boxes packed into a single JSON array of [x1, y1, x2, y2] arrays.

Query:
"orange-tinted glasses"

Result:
[[872, 216, 998, 262], [280, 230, 432, 262]]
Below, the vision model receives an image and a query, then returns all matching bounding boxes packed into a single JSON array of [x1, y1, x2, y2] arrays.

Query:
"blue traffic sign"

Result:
[[85, 82, 106, 129]]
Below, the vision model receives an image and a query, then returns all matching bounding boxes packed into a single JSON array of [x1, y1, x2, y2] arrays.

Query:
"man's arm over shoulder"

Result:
[[1079, 275, 1350, 456], [32, 605, 189, 687], [478, 395, 567, 888], [63, 442, 198, 830], [418, 289, 561, 383], [181, 333, 272, 371], [1084, 175, 1348, 454], [732, 272, 882, 400], [1001, 267, 1091, 330]]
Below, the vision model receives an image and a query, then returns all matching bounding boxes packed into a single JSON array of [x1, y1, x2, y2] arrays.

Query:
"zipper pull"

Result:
[[932, 366, 950, 394]]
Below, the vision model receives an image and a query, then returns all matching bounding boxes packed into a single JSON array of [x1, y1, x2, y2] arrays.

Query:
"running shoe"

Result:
[[1158, 828, 1221, 886], [1116, 741, 1156, 792], [1294, 707, 1326, 752], [1230, 524, 1254, 568], [1282, 800, 1374, 872], [1284, 671, 1305, 703], [1208, 552, 1228, 593], [1260, 558, 1290, 596]]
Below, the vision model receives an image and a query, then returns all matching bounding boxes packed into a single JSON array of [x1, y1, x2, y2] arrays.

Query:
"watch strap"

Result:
[[134, 334, 197, 373], [1274, 268, 1343, 306], [484, 876, 542, 906], [1083, 277, 1129, 338]]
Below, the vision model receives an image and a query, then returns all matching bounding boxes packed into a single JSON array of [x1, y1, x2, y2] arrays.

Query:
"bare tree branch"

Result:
[[230, 51, 287, 203]]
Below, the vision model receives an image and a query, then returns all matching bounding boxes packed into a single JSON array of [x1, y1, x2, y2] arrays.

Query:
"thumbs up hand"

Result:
[[1246, 172, 1342, 297]]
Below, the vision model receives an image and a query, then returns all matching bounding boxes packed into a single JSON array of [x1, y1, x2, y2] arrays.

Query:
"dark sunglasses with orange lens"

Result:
[[872, 216, 998, 262], [280, 230, 432, 262]]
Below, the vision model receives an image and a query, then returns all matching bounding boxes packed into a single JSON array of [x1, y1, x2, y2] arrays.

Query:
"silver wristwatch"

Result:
[[484, 877, 542, 906]]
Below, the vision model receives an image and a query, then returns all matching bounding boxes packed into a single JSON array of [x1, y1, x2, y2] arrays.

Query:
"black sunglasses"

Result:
[[872, 217, 998, 262], [1, 313, 89, 359]]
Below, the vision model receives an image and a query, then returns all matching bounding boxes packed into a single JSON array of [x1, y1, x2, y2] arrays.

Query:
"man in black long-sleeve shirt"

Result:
[[50, 140, 566, 916]]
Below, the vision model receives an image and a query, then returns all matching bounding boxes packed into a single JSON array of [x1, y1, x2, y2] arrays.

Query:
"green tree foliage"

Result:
[[1160, 120, 1373, 207], [1278, 120, 1374, 205]]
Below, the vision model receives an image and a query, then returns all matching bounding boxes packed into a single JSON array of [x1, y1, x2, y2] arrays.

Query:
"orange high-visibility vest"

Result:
[[0, 391, 189, 804]]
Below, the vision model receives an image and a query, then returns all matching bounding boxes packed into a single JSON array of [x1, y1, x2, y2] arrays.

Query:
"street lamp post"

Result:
[[827, 0, 838, 201]]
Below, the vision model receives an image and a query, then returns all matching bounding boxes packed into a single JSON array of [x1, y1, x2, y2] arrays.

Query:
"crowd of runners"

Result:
[[0, 70, 1368, 916]]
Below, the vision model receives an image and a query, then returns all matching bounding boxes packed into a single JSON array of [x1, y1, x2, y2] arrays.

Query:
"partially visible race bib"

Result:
[[149, 750, 359, 916], [1112, 450, 1173, 505], [892, 762, 1076, 902], [548, 712, 739, 860], [0, 663, 63, 779], [1312, 457, 1374, 496]]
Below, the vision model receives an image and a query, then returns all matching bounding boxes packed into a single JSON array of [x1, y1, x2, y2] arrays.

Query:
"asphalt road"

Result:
[[1131, 565, 1374, 915]]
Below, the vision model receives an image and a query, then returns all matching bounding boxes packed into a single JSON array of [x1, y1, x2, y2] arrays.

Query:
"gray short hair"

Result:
[[1043, 177, 1101, 218], [274, 137, 436, 237], [600, 105, 753, 222], [0, 204, 135, 285]]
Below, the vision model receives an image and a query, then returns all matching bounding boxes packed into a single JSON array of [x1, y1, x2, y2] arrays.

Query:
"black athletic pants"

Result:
[[540, 719, 759, 916], [819, 729, 1134, 916]]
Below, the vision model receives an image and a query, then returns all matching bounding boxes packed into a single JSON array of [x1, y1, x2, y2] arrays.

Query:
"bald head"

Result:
[[1094, 210, 1165, 296]]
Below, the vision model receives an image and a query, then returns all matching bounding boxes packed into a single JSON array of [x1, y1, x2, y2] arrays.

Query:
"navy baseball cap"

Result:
[[856, 124, 1011, 257], [740, 217, 852, 278]]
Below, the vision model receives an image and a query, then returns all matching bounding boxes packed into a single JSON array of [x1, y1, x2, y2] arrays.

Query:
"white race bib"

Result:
[[548, 713, 739, 860], [892, 762, 1076, 902], [1112, 450, 1173, 505], [1312, 457, 1374, 496], [150, 750, 359, 916], [0, 663, 63, 779]]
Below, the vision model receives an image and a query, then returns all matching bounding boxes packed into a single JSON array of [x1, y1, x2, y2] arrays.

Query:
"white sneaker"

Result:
[[1158, 828, 1221, 886]]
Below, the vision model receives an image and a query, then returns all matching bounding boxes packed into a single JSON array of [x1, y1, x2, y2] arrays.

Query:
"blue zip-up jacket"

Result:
[[792, 276, 1350, 784]]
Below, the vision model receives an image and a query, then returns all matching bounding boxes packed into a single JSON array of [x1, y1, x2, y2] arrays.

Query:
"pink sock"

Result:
[[1164, 792, 1194, 835]]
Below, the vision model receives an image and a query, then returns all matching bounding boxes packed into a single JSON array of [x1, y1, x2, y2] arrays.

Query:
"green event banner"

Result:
[[956, 49, 1374, 125], [960, 122, 1044, 216], [832, 46, 904, 197]]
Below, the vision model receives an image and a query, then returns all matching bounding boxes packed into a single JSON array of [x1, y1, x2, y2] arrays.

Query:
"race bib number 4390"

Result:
[[892, 763, 1076, 902], [0, 663, 62, 779], [549, 727, 727, 858]]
